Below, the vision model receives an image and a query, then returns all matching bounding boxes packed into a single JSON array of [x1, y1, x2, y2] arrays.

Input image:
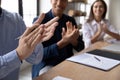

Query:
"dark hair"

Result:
[[87, 0, 107, 22]]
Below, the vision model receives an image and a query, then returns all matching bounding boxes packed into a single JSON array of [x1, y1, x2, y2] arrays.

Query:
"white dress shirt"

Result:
[[82, 19, 118, 48]]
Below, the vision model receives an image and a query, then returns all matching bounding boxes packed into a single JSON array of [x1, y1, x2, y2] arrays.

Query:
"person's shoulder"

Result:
[[33, 16, 39, 22], [83, 19, 90, 25], [3, 9, 22, 20]]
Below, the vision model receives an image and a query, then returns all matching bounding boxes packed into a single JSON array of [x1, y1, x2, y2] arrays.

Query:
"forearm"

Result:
[[26, 43, 43, 64], [71, 39, 78, 47], [57, 39, 69, 49], [0, 50, 21, 79], [105, 30, 120, 40], [43, 44, 59, 60], [73, 36, 84, 51], [91, 31, 101, 43]]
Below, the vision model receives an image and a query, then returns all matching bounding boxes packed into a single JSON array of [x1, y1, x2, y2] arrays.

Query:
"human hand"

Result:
[[16, 13, 59, 60], [66, 22, 79, 46], [57, 21, 79, 49], [102, 23, 109, 33], [97, 23, 103, 34], [40, 17, 59, 42], [91, 23, 103, 43], [62, 21, 78, 43]]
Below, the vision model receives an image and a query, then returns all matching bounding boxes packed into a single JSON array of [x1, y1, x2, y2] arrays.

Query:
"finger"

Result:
[[44, 16, 59, 27], [49, 22, 58, 33], [22, 13, 45, 37], [26, 25, 44, 44], [34, 13, 45, 24], [41, 22, 58, 42], [66, 21, 73, 31], [45, 22, 58, 33], [31, 33, 43, 47], [21, 24, 40, 38], [62, 27, 65, 36]]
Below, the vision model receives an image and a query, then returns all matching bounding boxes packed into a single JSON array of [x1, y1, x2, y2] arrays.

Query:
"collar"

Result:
[[49, 10, 55, 18], [91, 19, 105, 26], [49, 9, 64, 20]]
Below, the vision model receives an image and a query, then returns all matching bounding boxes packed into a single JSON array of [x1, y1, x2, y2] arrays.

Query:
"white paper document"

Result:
[[52, 76, 72, 80], [67, 53, 120, 71]]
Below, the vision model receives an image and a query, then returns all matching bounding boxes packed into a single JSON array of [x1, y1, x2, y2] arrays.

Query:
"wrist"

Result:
[[57, 39, 69, 49], [16, 48, 24, 60], [71, 40, 78, 47]]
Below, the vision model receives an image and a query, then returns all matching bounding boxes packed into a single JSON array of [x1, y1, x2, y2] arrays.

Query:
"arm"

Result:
[[0, 50, 22, 79], [82, 23, 93, 48], [25, 14, 59, 64], [105, 30, 120, 40], [26, 43, 43, 64], [42, 44, 59, 60], [102, 23, 120, 40], [91, 23, 103, 43], [65, 21, 84, 51], [57, 21, 84, 51]]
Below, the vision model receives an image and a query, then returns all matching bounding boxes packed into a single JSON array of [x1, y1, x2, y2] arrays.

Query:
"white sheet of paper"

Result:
[[67, 53, 120, 71], [52, 76, 72, 80]]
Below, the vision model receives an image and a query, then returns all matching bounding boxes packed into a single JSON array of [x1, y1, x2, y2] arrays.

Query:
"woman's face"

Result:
[[93, 1, 105, 19]]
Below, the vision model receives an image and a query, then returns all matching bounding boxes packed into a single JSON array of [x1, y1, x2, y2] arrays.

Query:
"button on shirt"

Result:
[[0, 9, 43, 80], [82, 19, 118, 48]]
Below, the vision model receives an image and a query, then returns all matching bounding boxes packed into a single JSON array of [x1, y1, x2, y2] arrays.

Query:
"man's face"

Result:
[[51, 0, 68, 16]]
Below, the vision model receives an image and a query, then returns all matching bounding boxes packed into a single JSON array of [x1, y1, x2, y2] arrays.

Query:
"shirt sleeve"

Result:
[[26, 43, 43, 64], [74, 35, 85, 51], [108, 24, 119, 34], [0, 50, 22, 79], [82, 23, 92, 48], [43, 43, 59, 60]]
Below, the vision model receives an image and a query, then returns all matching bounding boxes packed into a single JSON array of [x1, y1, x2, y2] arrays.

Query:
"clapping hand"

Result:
[[16, 13, 59, 60]]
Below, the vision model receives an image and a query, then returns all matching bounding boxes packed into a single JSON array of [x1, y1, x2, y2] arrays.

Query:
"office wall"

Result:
[[109, 0, 120, 30], [40, 0, 51, 13], [39, 0, 120, 31]]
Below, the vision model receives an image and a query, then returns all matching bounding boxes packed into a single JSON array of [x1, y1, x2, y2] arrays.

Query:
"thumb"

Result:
[[34, 13, 45, 24]]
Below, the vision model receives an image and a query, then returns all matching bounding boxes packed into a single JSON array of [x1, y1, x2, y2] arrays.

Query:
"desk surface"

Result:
[[36, 41, 120, 80]]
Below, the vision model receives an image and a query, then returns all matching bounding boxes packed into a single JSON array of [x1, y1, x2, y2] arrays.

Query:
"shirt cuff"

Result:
[[4, 50, 22, 67]]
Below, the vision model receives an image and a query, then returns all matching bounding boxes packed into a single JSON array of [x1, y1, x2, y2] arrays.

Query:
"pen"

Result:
[[15, 27, 39, 40], [15, 36, 21, 40], [94, 56, 101, 62]]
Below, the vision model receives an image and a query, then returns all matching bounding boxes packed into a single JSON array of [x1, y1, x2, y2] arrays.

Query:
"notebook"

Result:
[[67, 49, 120, 71]]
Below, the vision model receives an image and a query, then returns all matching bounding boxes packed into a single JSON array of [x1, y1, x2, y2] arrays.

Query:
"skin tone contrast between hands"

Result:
[[16, 13, 59, 60]]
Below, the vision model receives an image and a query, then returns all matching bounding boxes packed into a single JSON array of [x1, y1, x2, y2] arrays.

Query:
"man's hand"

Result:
[[57, 21, 79, 49], [41, 17, 59, 42], [16, 13, 59, 60]]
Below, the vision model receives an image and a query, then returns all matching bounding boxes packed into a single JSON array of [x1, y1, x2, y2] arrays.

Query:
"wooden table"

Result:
[[36, 41, 120, 80]]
